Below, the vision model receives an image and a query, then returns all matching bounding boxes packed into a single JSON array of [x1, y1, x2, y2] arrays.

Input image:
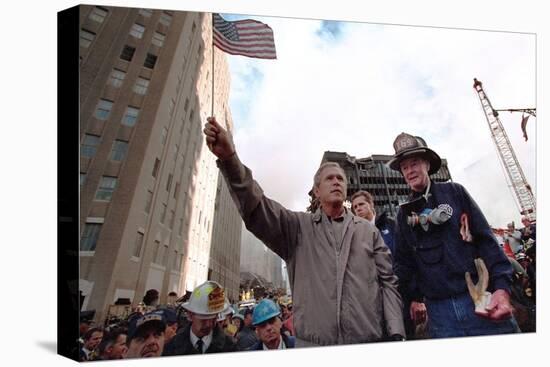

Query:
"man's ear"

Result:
[[313, 186, 320, 199]]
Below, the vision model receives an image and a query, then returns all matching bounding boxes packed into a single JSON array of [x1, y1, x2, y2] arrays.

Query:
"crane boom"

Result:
[[472, 78, 536, 222]]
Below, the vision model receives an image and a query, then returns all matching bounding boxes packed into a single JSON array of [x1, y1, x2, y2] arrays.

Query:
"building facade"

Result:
[[208, 160, 243, 302], [321, 151, 452, 217], [240, 226, 285, 296], [78, 5, 240, 322]]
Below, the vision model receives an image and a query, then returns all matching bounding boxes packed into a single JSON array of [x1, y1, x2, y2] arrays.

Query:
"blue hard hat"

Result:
[[252, 299, 281, 326]]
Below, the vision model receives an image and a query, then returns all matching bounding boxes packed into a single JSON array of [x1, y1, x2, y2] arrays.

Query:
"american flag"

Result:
[[213, 13, 277, 59]]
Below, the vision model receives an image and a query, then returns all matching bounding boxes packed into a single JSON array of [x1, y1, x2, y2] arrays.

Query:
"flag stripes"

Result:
[[212, 13, 277, 59]]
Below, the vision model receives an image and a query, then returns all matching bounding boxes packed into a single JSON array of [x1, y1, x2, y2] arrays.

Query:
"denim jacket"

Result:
[[394, 181, 513, 300]]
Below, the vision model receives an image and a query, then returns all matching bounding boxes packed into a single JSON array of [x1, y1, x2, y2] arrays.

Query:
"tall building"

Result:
[[208, 154, 243, 302], [240, 226, 285, 294], [78, 5, 240, 322], [321, 151, 452, 217]]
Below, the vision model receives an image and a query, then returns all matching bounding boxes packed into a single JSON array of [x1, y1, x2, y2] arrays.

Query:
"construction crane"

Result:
[[472, 78, 536, 222]]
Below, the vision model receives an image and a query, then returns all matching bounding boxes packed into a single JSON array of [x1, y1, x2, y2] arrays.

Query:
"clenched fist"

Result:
[[203, 116, 236, 161]]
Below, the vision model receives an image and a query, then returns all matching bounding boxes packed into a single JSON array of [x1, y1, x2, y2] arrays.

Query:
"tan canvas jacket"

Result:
[[219, 154, 405, 345]]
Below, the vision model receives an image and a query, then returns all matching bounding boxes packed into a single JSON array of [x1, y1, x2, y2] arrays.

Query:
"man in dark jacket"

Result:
[[163, 281, 237, 355], [235, 308, 258, 350], [389, 132, 520, 338], [350, 190, 396, 253]]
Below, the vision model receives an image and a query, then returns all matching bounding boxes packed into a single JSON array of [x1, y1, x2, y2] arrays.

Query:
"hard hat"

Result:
[[252, 299, 281, 326], [232, 313, 244, 321], [278, 296, 292, 306], [182, 281, 230, 319], [216, 302, 234, 321]]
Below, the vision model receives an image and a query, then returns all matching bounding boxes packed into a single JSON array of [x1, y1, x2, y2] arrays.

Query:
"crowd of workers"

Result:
[[76, 283, 297, 361]]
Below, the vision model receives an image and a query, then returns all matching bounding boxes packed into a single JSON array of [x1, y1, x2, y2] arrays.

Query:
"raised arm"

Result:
[[203, 117, 300, 261]]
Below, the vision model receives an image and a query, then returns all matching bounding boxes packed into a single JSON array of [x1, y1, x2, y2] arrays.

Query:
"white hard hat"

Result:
[[216, 303, 234, 321], [183, 281, 230, 319]]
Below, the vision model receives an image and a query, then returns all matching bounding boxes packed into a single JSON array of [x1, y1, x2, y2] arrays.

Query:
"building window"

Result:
[[80, 173, 86, 188], [152, 32, 166, 47], [172, 250, 179, 270], [95, 176, 118, 201], [179, 117, 185, 135], [144, 190, 153, 213], [178, 217, 184, 235], [81, 134, 100, 158], [152, 158, 160, 178], [144, 53, 157, 69], [160, 203, 167, 224], [161, 127, 168, 145], [173, 145, 178, 162], [169, 99, 175, 116], [129, 23, 145, 39], [108, 69, 126, 88], [139, 8, 153, 17], [120, 45, 136, 61], [174, 182, 180, 199], [81, 223, 102, 251], [153, 240, 161, 264], [121, 106, 140, 127], [159, 12, 172, 26], [166, 173, 173, 192], [95, 99, 113, 120], [80, 29, 95, 48], [133, 77, 150, 95], [191, 21, 196, 33], [89, 6, 108, 23], [133, 232, 145, 257], [161, 244, 169, 266], [168, 209, 175, 229], [110, 140, 129, 161]]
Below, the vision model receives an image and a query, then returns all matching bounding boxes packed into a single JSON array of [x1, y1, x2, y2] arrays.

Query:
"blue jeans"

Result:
[[425, 292, 521, 338]]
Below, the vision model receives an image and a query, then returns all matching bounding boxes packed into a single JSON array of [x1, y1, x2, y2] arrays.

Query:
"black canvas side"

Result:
[[57, 5, 80, 361]]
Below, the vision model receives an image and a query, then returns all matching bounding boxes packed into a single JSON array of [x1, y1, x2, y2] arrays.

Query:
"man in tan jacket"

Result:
[[203, 117, 405, 346]]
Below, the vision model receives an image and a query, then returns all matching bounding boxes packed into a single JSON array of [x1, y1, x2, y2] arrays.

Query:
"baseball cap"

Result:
[[127, 310, 166, 341]]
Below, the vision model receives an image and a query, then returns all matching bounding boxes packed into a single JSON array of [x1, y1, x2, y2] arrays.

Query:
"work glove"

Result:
[[465, 258, 491, 316]]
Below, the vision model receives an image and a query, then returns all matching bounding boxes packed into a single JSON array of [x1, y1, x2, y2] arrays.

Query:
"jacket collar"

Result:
[[313, 207, 357, 223]]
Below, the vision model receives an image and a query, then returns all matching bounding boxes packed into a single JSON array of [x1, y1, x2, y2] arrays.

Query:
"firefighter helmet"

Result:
[[182, 281, 229, 318]]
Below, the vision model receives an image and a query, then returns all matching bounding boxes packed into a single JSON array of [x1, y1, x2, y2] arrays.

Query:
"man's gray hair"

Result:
[[313, 162, 347, 188]]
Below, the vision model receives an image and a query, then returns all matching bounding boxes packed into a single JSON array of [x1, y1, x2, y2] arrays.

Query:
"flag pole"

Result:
[[211, 13, 215, 118]]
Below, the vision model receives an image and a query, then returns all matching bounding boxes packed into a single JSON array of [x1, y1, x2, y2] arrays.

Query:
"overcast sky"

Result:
[[220, 14, 536, 229]]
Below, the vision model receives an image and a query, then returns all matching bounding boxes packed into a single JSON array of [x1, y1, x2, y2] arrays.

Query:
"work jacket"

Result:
[[218, 154, 405, 346], [162, 324, 237, 356], [394, 181, 513, 301], [375, 212, 396, 254], [236, 326, 258, 350]]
